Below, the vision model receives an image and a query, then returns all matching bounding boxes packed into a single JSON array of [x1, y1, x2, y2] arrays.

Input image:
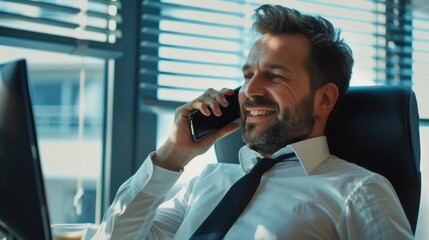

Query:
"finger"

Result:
[[215, 88, 229, 108], [216, 122, 240, 141], [197, 88, 223, 116], [177, 103, 201, 118], [207, 99, 222, 116], [220, 87, 235, 96], [187, 88, 235, 117], [218, 88, 236, 107], [207, 88, 236, 115], [191, 100, 213, 116]]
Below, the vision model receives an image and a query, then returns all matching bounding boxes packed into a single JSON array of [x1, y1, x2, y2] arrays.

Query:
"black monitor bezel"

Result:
[[0, 59, 52, 239]]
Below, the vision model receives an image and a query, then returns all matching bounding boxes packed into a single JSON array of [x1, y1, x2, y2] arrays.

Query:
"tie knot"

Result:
[[250, 158, 277, 175], [251, 152, 296, 175]]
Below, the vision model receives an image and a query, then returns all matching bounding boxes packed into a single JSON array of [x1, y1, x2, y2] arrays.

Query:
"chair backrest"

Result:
[[214, 86, 421, 233]]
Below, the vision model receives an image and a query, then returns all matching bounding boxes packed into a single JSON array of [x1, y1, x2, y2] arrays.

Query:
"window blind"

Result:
[[411, 9, 429, 119], [385, 0, 412, 83], [139, 0, 387, 102], [0, 0, 122, 58], [139, 0, 246, 101]]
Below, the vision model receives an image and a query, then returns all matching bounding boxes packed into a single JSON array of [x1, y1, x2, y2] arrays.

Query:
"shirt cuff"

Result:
[[131, 152, 183, 197]]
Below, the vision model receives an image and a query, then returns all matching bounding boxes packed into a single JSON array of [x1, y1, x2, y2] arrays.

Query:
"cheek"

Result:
[[238, 92, 246, 106], [276, 105, 290, 120], [273, 87, 312, 114], [238, 93, 247, 119], [274, 95, 293, 118]]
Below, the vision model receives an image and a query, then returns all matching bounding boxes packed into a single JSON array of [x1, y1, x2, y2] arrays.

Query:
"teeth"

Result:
[[249, 110, 273, 116]]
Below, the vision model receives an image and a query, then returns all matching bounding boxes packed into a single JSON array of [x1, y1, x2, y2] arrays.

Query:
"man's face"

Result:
[[240, 33, 315, 155]]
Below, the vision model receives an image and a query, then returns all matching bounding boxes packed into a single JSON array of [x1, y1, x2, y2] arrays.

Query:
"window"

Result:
[[411, 9, 429, 118], [0, 0, 122, 224]]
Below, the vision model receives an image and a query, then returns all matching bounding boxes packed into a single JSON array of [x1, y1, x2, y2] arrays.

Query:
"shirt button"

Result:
[[142, 172, 149, 180]]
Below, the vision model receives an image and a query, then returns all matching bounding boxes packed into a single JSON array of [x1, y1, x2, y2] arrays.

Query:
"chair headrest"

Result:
[[326, 85, 420, 187]]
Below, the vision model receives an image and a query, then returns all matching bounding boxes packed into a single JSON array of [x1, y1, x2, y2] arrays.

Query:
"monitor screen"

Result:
[[0, 59, 52, 239]]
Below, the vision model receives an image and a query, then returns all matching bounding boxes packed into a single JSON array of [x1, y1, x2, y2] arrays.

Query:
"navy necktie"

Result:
[[190, 152, 296, 240]]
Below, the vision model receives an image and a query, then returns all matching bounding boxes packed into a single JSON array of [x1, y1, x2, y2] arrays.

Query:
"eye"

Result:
[[243, 73, 253, 82], [269, 74, 284, 82]]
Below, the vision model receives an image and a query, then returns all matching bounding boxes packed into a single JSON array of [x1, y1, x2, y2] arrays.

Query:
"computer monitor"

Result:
[[0, 59, 52, 239]]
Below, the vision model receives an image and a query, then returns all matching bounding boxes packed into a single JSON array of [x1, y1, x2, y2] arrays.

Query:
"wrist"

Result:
[[152, 142, 193, 171]]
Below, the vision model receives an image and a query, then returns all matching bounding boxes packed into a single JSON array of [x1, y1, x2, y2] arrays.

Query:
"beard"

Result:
[[241, 93, 315, 155]]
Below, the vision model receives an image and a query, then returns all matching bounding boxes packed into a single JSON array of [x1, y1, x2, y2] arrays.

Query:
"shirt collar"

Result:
[[238, 136, 330, 175]]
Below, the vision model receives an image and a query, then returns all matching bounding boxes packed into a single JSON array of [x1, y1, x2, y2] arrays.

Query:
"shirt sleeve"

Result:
[[343, 174, 414, 240], [92, 152, 183, 240]]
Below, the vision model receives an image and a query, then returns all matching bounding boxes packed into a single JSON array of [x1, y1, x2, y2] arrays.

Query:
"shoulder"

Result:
[[318, 157, 411, 232], [314, 155, 396, 198], [199, 162, 243, 177], [188, 163, 243, 187], [318, 155, 382, 179]]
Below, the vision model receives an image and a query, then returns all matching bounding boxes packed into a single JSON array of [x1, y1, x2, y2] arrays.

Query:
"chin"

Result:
[[242, 126, 268, 145]]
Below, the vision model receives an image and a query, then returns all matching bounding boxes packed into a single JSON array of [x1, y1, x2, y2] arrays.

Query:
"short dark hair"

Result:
[[252, 4, 354, 103]]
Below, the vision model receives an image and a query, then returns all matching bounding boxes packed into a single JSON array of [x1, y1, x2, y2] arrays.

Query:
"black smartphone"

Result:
[[188, 87, 241, 141]]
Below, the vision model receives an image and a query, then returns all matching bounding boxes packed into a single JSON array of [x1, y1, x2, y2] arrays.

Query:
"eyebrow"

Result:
[[242, 63, 292, 72], [242, 64, 251, 72]]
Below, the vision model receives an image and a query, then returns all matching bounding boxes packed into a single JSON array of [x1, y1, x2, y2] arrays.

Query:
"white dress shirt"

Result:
[[93, 136, 413, 240]]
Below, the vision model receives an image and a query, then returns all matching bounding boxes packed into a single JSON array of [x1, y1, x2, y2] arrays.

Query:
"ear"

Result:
[[314, 83, 339, 118]]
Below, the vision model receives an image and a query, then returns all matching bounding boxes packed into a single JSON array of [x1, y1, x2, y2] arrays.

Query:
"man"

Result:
[[94, 4, 413, 239]]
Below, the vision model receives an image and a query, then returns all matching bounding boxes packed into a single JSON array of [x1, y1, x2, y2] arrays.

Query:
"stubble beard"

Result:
[[241, 94, 316, 156]]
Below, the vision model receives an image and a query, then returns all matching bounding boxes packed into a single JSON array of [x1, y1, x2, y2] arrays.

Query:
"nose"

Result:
[[244, 74, 266, 98]]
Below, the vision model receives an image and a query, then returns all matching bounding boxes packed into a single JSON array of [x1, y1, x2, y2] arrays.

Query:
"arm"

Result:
[[153, 88, 240, 171], [93, 154, 182, 240], [93, 88, 240, 239], [343, 175, 413, 240]]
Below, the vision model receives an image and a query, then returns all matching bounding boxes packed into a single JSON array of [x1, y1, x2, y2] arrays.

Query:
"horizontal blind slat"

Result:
[[0, 0, 122, 56]]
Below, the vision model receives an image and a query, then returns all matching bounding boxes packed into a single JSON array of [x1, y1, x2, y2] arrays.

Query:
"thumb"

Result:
[[209, 122, 240, 142]]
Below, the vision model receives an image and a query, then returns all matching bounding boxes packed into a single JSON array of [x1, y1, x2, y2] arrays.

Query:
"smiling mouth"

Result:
[[248, 110, 275, 116]]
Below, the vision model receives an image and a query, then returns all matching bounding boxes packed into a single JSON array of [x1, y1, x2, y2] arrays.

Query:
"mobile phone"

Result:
[[188, 87, 241, 141]]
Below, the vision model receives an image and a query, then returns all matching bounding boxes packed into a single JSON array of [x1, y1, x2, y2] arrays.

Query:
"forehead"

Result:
[[244, 33, 311, 69]]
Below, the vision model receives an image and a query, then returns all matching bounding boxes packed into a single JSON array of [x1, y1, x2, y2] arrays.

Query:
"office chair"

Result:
[[214, 85, 421, 233]]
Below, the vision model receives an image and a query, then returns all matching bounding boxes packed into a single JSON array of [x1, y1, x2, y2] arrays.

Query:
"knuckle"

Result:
[[207, 87, 215, 93]]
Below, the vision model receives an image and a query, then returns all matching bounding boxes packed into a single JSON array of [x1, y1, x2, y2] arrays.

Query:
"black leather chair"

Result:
[[214, 86, 421, 233]]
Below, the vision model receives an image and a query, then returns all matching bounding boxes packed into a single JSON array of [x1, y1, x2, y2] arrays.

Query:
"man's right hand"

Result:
[[152, 88, 240, 171]]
